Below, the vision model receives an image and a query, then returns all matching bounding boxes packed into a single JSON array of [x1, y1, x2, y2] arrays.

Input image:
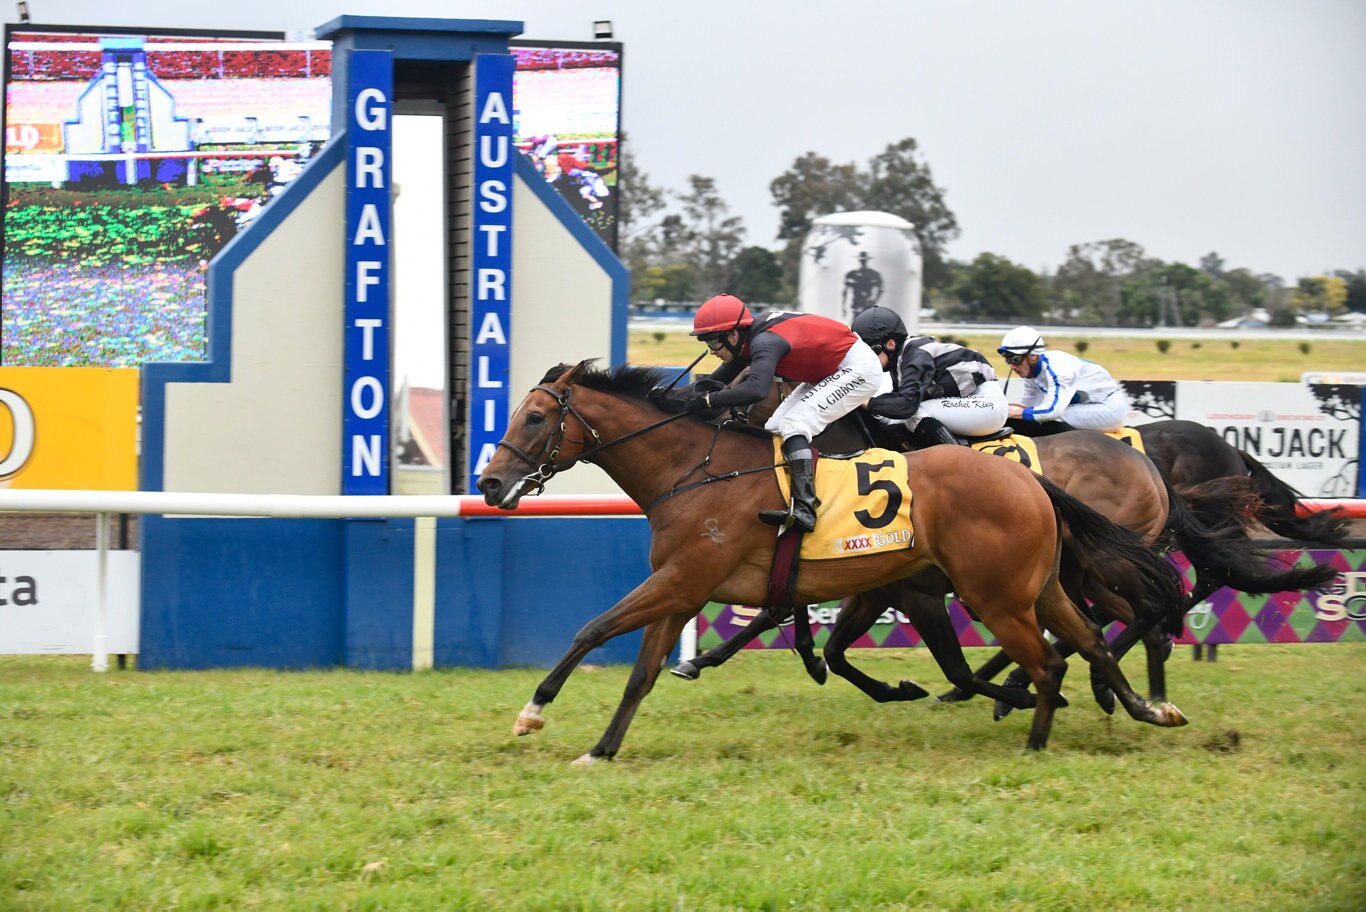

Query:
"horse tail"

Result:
[[1036, 475, 1186, 636], [1237, 449, 1350, 545], [1164, 476, 1340, 595]]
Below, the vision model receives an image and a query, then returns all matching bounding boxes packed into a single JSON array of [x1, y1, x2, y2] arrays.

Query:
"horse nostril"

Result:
[[477, 477, 501, 496]]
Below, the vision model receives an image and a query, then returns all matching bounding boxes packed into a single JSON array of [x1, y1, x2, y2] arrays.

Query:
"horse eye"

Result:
[[526, 412, 545, 426]]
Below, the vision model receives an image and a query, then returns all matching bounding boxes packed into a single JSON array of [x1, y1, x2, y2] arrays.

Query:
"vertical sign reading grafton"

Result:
[[469, 54, 516, 492], [343, 50, 393, 495]]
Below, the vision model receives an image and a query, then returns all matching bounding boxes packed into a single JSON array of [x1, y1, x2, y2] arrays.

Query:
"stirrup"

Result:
[[758, 504, 795, 528]]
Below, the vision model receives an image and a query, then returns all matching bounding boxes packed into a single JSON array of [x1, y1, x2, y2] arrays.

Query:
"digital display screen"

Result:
[[511, 42, 622, 251], [1, 26, 331, 367], [1, 30, 623, 369]]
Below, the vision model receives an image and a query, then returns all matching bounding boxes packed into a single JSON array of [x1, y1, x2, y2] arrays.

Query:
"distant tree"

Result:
[[726, 246, 784, 304], [1052, 239, 1153, 323], [1290, 275, 1348, 315], [634, 263, 696, 303], [950, 252, 1045, 321], [1223, 267, 1265, 312], [1336, 269, 1366, 313], [769, 137, 958, 297], [676, 175, 746, 300], [863, 138, 960, 291], [615, 134, 668, 301], [1119, 262, 1232, 327], [1199, 251, 1226, 279]]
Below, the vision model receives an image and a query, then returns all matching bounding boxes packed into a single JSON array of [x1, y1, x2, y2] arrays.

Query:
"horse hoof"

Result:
[[670, 661, 700, 681], [1161, 702, 1189, 727], [937, 687, 974, 703], [993, 701, 1016, 722], [570, 753, 599, 766], [899, 680, 931, 701], [1092, 685, 1117, 716], [807, 659, 828, 686], [512, 704, 544, 736]]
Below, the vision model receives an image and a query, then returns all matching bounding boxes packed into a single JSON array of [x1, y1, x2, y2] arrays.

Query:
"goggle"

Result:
[[999, 351, 1028, 366], [699, 333, 728, 350]]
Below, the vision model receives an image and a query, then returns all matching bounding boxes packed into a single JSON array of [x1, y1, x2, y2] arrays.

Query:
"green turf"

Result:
[[2, 646, 1361, 910]]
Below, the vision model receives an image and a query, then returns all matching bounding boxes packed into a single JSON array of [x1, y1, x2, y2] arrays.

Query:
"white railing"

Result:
[[4, 489, 1356, 673], [0, 491, 643, 673]]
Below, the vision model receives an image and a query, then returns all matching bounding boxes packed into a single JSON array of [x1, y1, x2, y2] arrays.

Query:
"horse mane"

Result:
[[539, 360, 772, 438], [539, 360, 670, 397]]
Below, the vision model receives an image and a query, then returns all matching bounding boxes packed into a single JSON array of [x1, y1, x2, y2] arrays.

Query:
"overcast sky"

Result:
[[15, 0, 1364, 282]]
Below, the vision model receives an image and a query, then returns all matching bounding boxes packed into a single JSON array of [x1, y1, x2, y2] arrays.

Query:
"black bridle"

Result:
[[494, 381, 698, 498], [492, 380, 773, 508]]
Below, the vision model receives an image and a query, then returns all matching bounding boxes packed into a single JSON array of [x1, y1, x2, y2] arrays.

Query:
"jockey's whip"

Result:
[[658, 348, 710, 395]]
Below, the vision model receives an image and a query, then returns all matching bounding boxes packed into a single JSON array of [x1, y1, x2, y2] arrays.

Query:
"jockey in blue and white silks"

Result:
[[997, 326, 1129, 432]]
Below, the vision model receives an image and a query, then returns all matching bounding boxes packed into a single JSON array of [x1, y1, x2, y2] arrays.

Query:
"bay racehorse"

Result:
[[676, 428, 1335, 713], [476, 361, 1188, 762]]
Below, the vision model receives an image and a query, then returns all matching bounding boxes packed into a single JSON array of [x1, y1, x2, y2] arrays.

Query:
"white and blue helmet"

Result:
[[997, 326, 1045, 356]]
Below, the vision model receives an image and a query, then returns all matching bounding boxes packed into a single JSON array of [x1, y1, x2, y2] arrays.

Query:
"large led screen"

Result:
[[511, 41, 622, 250], [1, 30, 621, 369], [1, 26, 331, 367]]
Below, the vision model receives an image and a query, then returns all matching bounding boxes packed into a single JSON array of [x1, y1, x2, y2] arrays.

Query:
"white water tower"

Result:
[[797, 211, 923, 331]]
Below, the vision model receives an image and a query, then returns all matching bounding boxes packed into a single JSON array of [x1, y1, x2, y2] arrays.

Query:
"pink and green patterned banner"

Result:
[[694, 549, 1366, 652]]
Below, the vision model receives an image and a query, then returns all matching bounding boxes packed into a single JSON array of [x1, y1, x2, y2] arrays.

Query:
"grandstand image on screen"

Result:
[[1, 27, 332, 368], [511, 42, 622, 250]]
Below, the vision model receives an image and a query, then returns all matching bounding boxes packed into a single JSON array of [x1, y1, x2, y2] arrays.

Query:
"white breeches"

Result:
[[764, 343, 883, 441], [909, 379, 1009, 437], [1057, 388, 1130, 431]]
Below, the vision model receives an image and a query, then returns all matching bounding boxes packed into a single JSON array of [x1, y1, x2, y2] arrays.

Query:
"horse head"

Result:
[[476, 360, 596, 509]]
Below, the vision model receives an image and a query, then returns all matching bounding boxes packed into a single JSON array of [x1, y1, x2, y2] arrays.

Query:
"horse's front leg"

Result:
[[575, 613, 694, 765], [513, 571, 703, 741]]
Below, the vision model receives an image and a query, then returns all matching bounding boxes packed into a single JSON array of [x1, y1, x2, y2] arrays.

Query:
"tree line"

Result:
[[617, 134, 1366, 326]]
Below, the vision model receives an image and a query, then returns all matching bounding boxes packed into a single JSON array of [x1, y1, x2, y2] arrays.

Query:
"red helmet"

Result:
[[691, 294, 754, 336]]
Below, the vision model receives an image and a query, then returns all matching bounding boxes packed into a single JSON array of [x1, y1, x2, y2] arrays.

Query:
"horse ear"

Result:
[[559, 359, 594, 388]]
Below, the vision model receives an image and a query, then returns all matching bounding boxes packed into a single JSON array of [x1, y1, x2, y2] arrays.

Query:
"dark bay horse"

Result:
[[476, 362, 1188, 761], [1138, 420, 1351, 607]]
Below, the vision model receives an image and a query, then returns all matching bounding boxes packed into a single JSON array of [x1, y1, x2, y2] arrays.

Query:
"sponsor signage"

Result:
[[0, 367, 137, 490], [0, 551, 139, 654], [342, 50, 393, 495], [468, 54, 516, 492], [696, 549, 1366, 652], [1175, 381, 1360, 498]]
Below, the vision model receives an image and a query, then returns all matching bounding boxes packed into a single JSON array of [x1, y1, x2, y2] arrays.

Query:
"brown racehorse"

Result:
[[676, 423, 1336, 713], [476, 362, 1188, 762]]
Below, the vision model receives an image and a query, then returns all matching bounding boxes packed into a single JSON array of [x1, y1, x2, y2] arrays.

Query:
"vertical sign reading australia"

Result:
[[1176, 381, 1362, 498], [342, 50, 393, 495], [468, 54, 516, 491]]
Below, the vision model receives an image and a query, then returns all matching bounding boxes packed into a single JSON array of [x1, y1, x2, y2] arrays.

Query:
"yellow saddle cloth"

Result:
[[771, 441, 915, 560], [970, 435, 1043, 475], [1104, 426, 1145, 452]]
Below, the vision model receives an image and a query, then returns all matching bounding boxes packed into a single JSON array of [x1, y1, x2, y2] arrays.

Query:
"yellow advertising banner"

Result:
[[0, 368, 138, 490]]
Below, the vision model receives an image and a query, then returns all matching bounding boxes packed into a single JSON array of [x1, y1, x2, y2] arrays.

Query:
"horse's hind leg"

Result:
[[578, 612, 694, 765], [1035, 582, 1187, 729], [670, 610, 779, 680], [824, 592, 930, 702], [967, 599, 1067, 750]]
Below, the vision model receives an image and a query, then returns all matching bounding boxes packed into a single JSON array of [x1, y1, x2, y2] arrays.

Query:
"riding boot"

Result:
[[759, 436, 820, 533], [912, 417, 959, 449]]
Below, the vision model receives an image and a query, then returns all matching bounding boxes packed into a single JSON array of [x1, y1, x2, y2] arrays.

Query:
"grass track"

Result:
[[2, 646, 1362, 910]]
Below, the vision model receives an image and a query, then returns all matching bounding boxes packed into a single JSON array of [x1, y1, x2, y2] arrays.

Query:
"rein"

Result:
[[494, 381, 776, 512]]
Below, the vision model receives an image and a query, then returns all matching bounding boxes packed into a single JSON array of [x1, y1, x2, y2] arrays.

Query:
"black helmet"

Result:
[[851, 306, 908, 352]]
